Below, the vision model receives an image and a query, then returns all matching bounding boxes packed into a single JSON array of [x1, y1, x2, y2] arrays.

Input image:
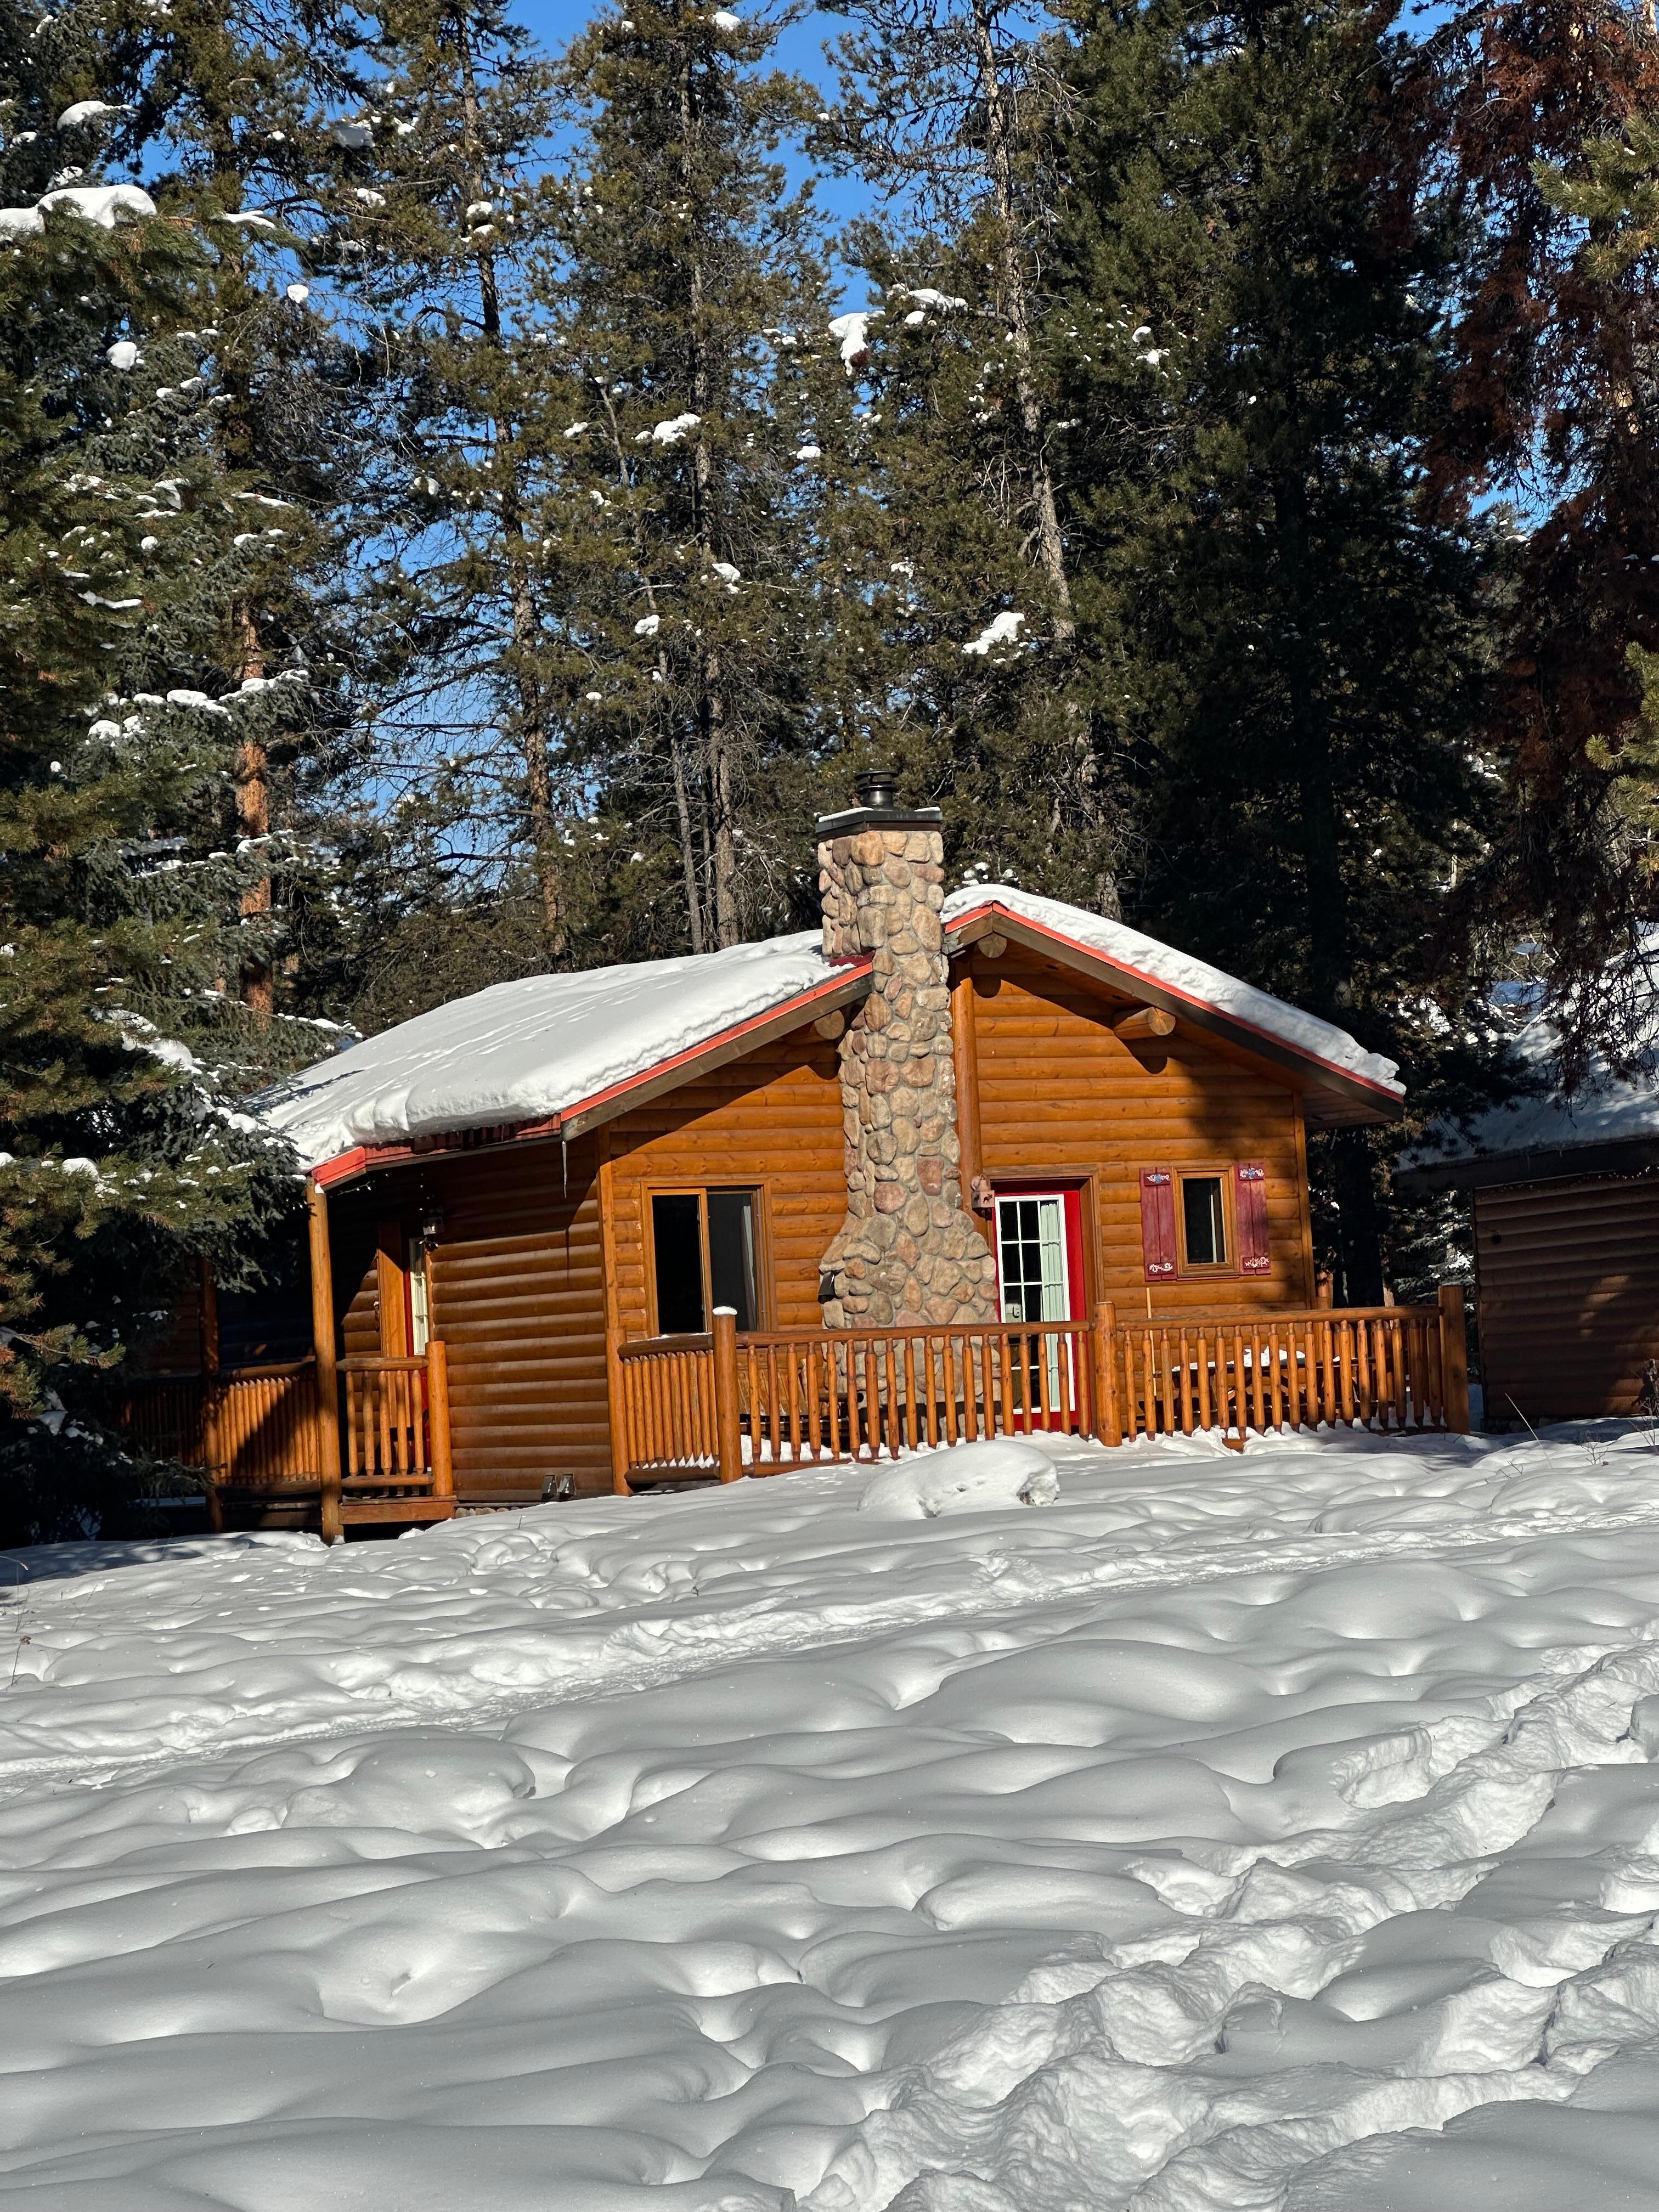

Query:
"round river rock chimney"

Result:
[[816, 777, 998, 1329]]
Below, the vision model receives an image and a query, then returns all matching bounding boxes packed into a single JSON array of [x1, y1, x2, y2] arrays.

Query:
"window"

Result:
[[1141, 1164, 1272, 1282], [650, 1189, 761, 1334], [405, 1235, 431, 1355], [1181, 1175, 1228, 1268]]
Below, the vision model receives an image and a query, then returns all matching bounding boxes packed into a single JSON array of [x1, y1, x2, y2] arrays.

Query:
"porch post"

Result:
[[426, 1338, 454, 1499], [1092, 1301, 1121, 1447], [607, 1327, 633, 1495], [1438, 1281, 1471, 1433], [712, 1307, 743, 1482], [307, 1177, 343, 1543]]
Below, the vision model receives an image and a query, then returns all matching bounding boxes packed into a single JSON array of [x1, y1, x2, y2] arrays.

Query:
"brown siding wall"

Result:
[[606, 1030, 847, 1341], [325, 1136, 608, 1504], [1475, 1172, 1659, 1422], [968, 948, 1314, 1312]]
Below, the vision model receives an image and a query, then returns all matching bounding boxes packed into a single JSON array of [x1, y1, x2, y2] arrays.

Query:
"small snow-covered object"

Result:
[[709, 561, 740, 585], [905, 287, 967, 312], [859, 1438, 1059, 1519], [328, 119, 373, 149], [795, 443, 821, 461], [285, 283, 309, 303], [651, 411, 701, 446], [2, 182, 156, 239], [634, 613, 661, 637], [828, 309, 876, 370], [963, 610, 1026, 657], [712, 7, 741, 24], [56, 100, 127, 128], [105, 340, 139, 370]]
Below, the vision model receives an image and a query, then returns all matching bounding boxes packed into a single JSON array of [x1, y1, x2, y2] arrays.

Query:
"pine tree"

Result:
[[1420, 0, 1659, 1087], [0, 1, 308, 1527], [93, 0, 385, 1018], [1050, 0, 1496, 1300], [814, 0, 1125, 910], [529, 0, 854, 956]]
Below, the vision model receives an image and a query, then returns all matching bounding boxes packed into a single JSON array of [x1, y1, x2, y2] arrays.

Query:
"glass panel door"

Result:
[[996, 1193, 1073, 1415]]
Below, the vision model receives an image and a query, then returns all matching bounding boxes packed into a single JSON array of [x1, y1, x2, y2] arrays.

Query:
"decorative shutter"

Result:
[[1235, 1164, 1272, 1275], [1140, 1168, 1177, 1280]]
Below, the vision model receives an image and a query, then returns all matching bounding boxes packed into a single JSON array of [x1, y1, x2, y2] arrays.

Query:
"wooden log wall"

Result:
[[323, 1136, 607, 1505], [605, 1029, 847, 1341], [1475, 1172, 1659, 1423], [964, 947, 1316, 1310]]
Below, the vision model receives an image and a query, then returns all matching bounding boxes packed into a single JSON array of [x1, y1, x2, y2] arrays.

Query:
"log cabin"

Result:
[[1401, 964, 1659, 1426], [125, 775, 1468, 1536]]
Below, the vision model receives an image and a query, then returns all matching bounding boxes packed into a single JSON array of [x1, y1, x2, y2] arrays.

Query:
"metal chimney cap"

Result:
[[854, 767, 901, 810]]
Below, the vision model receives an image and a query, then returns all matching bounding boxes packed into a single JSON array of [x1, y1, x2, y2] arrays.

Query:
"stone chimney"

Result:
[[817, 771, 998, 1329]]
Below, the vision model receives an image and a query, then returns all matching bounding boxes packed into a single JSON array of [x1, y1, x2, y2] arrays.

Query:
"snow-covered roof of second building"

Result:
[[259, 884, 1403, 1171]]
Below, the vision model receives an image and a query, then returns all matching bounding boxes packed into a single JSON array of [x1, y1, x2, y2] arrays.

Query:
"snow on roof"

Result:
[[260, 884, 1402, 1173], [969, 885, 1402, 1097], [259, 930, 839, 1170], [1408, 1004, 1659, 1171]]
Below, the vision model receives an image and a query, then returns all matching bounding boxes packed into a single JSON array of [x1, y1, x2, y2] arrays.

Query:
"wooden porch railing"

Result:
[[608, 1287, 1469, 1492], [611, 1316, 1097, 1487], [1110, 1299, 1462, 1442], [337, 1349, 453, 1495], [114, 1345, 455, 1535]]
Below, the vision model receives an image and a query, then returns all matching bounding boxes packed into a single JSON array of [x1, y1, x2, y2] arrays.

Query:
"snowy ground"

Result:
[[8, 1425, 1659, 2209]]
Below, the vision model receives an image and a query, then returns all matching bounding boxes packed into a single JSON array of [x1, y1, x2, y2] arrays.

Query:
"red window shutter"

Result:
[[1140, 1169, 1177, 1280], [1235, 1163, 1272, 1275]]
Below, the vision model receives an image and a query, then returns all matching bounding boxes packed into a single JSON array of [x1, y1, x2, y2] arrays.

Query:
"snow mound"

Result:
[[11, 1430, 1659, 2205], [859, 1437, 1059, 1517]]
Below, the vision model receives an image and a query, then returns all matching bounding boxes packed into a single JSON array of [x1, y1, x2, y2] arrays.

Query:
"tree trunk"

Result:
[[1277, 461, 1384, 1304], [455, 7, 565, 962], [681, 58, 741, 949], [968, 0, 1072, 637], [234, 608, 273, 1016]]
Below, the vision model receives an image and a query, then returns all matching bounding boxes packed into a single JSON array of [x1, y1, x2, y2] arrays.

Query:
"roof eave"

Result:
[[1397, 1131, 1659, 1193]]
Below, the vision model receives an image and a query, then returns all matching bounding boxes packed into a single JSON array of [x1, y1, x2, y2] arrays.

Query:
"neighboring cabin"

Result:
[[1403, 983, 1659, 1426], [138, 779, 1410, 1517]]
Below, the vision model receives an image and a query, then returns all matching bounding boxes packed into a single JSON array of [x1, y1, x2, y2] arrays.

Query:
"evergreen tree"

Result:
[[0, 1, 306, 1524], [94, 0, 386, 1019], [1051, 0, 1496, 1299], [815, 0, 1125, 910], [1420, 0, 1659, 1087], [533, 0, 855, 955]]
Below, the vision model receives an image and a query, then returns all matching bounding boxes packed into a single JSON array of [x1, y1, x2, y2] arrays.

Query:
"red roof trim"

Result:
[[951, 898, 1403, 1106], [305, 960, 871, 1189]]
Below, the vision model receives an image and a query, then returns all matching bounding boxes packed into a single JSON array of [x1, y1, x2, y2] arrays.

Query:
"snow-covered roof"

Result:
[[261, 930, 844, 1174], [1404, 997, 1659, 1185], [261, 885, 1404, 1177]]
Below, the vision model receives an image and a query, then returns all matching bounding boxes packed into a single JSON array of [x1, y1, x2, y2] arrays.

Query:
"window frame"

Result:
[[1175, 1168, 1239, 1278], [644, 1183, 770, 1337]]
